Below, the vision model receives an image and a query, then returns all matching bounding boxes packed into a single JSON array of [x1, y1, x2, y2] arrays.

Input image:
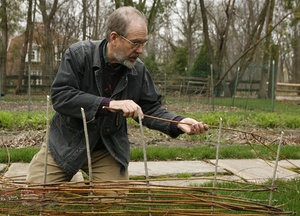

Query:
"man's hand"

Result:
[[177, 118, 209, 135], [109, 100, 143, 119]]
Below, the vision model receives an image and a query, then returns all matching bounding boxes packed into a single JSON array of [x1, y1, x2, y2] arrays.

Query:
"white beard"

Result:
[[123, 59, 136, 69], [114, 51, 137, 69]]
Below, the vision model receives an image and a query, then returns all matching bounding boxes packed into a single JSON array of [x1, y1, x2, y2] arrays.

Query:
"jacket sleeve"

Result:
[[136, 65, 185, 138], [51, 42, 103, 122]]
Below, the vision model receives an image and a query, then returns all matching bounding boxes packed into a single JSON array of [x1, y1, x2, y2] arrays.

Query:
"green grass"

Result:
[[200, 179, 300, 214], [1, 109, 300, 130], [180, 110, 300, 129], [167, 96, 300, 114], [0, 95, 47, 102], [1, 145, 300, 163], [204, 97, 300, 114], [1, 96, 300, 130], [0, 147, 40, 163], [0, 111, 54, 130], [131, 145, 300, 161]]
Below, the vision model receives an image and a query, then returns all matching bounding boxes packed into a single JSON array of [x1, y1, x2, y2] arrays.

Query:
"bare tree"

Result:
[[86, 0, 111, 40], [174, 0, 201, 69], [290, 2, 300, 86], [0, 0, 8, 95], [218, 0, 270, 97], [273, 0, 300, 84], [115, 0, 133, 9], [82, 0, 87, 40], [15, 0, 36, 94], [200, 0, 236, 96], [91, 0, 100, 40], [258, 0, 275, 99], [38, 0, 66, 83], [52, 1, 81, 70], [291, 26, 300, 96]]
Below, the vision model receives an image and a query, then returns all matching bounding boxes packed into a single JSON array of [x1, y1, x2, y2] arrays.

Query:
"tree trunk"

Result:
[[0, 0, 8, 95], [82, 0, 87, 40], [92, 0, 100, 40], [200, 0, 235, 97], [258, 0, 275, 99], [291, 26, 300, 95], [186, 0, 196, 69], [227, 0, 270, 96], [199, 0, 218, 79], [291, 28, 300, 83], [39, 0, 59, 87], [219, 0, 235, 97], [16, 0, 34, 94]]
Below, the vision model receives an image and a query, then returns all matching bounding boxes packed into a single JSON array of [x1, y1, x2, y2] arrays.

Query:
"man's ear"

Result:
[[109, 32, 119, 45]]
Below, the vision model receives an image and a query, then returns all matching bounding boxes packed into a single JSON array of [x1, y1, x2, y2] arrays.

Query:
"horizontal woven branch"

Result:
[[0, 178, 292, 215]]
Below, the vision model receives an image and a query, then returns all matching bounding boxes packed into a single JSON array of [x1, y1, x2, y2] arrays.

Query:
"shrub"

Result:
[[0, 112, 14, 128]]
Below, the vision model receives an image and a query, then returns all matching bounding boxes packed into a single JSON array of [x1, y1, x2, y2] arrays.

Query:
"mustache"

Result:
[[129, 53, 139, 58]]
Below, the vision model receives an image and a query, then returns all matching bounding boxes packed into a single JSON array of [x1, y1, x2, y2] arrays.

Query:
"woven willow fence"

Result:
[[0, 177, 293, 215]]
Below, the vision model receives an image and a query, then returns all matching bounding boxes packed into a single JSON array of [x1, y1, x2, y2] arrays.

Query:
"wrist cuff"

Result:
[[96, 98, 111, 116], [170, 116, 185, 136]]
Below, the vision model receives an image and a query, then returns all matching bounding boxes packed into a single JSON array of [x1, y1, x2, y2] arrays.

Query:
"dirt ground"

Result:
[[0, 97, 299, 149]]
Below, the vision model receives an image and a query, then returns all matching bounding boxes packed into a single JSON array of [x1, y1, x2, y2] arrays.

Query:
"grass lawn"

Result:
[[1, 144, 300, 163]]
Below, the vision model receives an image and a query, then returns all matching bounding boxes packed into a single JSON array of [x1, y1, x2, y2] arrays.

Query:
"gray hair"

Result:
[[105, 6, 147, 40]]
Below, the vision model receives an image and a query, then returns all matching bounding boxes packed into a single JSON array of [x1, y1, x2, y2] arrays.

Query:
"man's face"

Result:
[[114, 21, 148, 68]]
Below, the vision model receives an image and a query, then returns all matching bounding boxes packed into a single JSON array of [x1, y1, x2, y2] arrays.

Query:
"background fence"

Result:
[[2, 73, 300, 113], [4, 74, 300, 97], [152, 76, 300, 97]]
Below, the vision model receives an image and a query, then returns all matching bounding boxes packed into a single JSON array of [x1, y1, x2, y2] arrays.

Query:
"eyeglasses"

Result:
[[116, 32, 148, 50]]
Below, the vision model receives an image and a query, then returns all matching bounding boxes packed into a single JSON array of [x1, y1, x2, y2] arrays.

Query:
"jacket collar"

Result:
[[102, 40, 110, 65], [92, 40, 105, 71]]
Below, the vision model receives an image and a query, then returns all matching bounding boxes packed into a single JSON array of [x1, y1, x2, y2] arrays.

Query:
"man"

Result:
[[26, 6, 208, 183]]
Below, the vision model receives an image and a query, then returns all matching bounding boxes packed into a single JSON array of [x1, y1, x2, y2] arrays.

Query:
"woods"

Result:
[[0, 0, 299, 97]]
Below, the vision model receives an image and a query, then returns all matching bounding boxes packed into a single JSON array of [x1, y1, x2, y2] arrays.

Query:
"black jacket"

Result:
[[49, 40, 182, 176]]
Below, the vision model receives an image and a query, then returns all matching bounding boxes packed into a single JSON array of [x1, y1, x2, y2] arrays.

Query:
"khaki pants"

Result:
[[26, 143, 128, 183]]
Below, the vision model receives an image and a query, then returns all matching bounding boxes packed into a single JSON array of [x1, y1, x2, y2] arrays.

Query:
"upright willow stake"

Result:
[[213, 118, 222, 187], [81, 107, 93, 197], [137, 107, 152, 216], [269, 131, 284, 206], [43, 95, 51, 185], [212, 117, 222, 212], [41, 95, 50, 214], [210, 64, 215, 111]]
